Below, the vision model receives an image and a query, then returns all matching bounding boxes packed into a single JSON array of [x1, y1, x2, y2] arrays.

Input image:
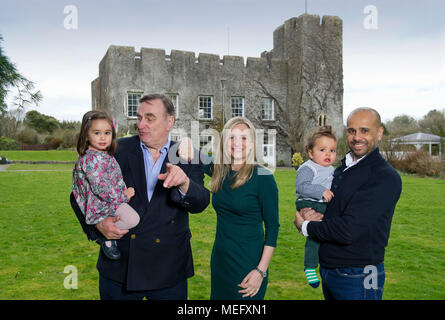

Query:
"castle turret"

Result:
[[270, 14, 343, 147]]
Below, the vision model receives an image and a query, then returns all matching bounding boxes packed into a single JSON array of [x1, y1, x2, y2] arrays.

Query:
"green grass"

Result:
[[0, 150, 77, 162], [0, 172, 98, 299], [0, 153, 444, 299], [6, 163, 74, 171]]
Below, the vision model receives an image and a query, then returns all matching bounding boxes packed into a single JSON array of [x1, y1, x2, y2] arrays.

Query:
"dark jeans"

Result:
[[99, 274, 188, 300], [319, 263, 385, 300]]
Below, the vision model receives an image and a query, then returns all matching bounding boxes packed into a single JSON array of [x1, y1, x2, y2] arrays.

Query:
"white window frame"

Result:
[[200, 135, 214, 156], [170, 128, 188, 144], [167, 93, 179, 119], [198, 96, 213, 120], [231, 96, 244, 118], [126, 92, 142, 118], [318, 114, 328, 126], [263, 134, 272, 157], [261, 97, 274, 121], [262, 129, 276, 167]]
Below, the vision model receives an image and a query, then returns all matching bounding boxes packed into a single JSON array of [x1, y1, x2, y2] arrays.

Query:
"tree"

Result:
[[0, 34, 42, 113], [24, 110, 60, 133], [0, 108, 24, 139], [419, 109, 445, 137], [59, 120, 81, 130], [384, 115, 419, 137]]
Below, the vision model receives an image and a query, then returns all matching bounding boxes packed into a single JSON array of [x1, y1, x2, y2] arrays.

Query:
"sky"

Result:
[[0, 0, 444, 123]]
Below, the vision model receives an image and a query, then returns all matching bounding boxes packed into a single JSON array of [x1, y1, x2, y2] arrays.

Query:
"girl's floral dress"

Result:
[[72, 148, 129, 225]]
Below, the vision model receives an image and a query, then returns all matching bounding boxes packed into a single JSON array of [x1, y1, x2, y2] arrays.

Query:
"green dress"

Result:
[[205, 164, 280, 300]]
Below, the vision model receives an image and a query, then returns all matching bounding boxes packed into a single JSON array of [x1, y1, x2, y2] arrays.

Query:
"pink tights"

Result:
[[113, 203, 140, 230]]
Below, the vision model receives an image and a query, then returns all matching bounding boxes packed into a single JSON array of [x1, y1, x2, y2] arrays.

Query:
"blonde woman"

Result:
[[198, 117, 280, 300]]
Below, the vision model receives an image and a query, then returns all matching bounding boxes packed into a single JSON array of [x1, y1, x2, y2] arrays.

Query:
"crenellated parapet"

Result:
[[271, 14, 342, 60], [101, 45, 282, 75]]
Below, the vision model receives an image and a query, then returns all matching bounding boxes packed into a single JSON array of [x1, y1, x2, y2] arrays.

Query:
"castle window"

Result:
[[127, 92, 142, 118], [318, 114, 328, 126], [261, 97, 274, 120], [231, 97, 244, 117], [263, 134, 270, 157], [170, 128, 188, 142], [200, 135, 213, 156], [198, 96, 213, 119], [262, 129, 276, 167], [167, 93, 179, 118]]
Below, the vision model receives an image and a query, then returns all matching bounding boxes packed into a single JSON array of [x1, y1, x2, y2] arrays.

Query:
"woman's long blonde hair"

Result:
[[210, 116, 257, 193]]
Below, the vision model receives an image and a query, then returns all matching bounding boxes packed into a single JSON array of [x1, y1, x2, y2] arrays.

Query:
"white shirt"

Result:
[[343, 152, 367, 171]]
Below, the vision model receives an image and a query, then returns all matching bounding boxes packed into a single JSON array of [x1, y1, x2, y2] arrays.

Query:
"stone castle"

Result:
[[92, 13, 343, 166]]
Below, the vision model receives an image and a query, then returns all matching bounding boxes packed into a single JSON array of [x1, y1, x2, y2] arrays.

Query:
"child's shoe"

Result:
[[96, 236, 121, 260]]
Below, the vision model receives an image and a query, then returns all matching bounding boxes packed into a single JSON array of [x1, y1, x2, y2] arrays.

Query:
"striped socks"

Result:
[[304, 268, 320, 288]]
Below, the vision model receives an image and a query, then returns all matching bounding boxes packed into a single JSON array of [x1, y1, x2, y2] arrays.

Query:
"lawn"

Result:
[[0, 150, 77, 162], [6, 163, 74, 171], [0, 156, 444, 299]]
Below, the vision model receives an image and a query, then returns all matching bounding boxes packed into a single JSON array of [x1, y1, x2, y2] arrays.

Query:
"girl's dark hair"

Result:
[[76, 110, 117, 156], [305, 125, 337, 154]]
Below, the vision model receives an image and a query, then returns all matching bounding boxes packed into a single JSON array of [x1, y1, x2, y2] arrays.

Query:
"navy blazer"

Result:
[[71, 135, 210, 291], [307, 147, 402, 268]]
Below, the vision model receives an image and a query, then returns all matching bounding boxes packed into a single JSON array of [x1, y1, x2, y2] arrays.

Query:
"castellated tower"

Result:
[[91, 13, 343, 166]]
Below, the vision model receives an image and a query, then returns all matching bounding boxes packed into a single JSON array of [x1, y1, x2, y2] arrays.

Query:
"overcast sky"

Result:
[[1, 0, 444, 123]]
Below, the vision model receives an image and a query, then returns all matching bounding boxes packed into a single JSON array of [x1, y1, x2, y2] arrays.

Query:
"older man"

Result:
[[295, 107, 402, 300], [74, 93, 210, 299]]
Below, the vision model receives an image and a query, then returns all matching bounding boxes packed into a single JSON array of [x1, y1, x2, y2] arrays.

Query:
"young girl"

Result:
[[295, 126, 337, 288], [72, 110, 140, 260]]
